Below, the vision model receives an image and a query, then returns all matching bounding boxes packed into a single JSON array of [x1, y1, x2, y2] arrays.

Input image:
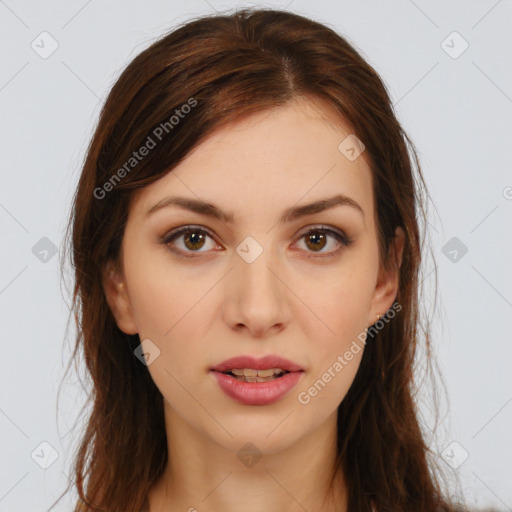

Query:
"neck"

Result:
[[147, 404, 348, 512]]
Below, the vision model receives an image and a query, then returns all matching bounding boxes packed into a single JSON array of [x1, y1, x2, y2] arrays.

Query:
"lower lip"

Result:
[[210, 370, 304, 405]]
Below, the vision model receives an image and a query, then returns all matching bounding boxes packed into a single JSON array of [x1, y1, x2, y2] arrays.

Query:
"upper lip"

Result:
[[210, 355, 304, 373]]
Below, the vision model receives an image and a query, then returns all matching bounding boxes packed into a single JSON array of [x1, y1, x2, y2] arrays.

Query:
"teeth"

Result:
[[230, 368, 285, 377]]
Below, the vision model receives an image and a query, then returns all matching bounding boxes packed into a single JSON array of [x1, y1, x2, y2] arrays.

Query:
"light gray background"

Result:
[[1, 1, 511, 510]]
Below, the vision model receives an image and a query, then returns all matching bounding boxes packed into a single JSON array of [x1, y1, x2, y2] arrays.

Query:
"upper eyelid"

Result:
[[163, 223, 346, 241]]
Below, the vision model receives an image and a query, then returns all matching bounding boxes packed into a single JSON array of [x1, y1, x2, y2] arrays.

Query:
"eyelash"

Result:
[[160, 224, 354, 259]]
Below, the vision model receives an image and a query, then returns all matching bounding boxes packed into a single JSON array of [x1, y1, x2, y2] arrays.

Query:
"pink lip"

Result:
[[209, 355, 305, 406], [210, 354, 303, 373], [210, 370, 304, 406]]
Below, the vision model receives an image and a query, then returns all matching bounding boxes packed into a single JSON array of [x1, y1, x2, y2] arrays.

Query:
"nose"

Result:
[[222, 244, 291, 338]]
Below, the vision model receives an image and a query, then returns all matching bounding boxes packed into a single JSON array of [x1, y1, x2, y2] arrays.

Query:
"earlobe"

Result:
[[101, 262, 138, 335], [369, 226, 405, 324]]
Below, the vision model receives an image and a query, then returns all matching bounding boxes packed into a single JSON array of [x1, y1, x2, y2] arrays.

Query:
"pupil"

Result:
[[307, 232, 326, 251], [185, 232, 204, 250]]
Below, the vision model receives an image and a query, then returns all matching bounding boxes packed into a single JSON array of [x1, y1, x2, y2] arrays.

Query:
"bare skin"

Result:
[[102, 95, 404, 512]]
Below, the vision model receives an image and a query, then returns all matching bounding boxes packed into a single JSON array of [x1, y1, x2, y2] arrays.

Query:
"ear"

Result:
[[101, 260, 138, 335], [369, 226, 405, 324]]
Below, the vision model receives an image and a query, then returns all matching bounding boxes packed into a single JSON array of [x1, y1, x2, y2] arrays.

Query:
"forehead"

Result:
[[130, 97, 374, 225]]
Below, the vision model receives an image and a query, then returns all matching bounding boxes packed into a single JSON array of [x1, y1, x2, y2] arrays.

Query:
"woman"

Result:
[[56, 7, 469, 512]]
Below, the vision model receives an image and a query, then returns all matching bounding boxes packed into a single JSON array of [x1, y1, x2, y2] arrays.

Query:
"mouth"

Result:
[[209, 355, 304, 405], [216, 368, 293, 383]]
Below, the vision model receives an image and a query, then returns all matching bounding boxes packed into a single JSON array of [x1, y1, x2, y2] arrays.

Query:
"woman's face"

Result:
[[103, 97, 403, 455]]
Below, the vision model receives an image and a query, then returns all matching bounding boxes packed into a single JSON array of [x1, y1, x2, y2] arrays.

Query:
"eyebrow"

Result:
[[145, 193, 365, 225]]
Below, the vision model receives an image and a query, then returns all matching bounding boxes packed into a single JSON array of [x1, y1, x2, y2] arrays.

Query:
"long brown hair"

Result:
[[54, 7, 467, 511]]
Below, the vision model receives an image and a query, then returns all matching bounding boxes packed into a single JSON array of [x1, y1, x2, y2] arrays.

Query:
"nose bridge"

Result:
[[225, 234, 288, 333], [234, 234, 281, 300]]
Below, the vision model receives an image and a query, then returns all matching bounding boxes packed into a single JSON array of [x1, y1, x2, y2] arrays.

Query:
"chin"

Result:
[[210, 422, 304, 456]]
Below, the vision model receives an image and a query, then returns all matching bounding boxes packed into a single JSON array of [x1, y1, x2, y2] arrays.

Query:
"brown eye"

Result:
[[161, 226, 219, 257], [304, 231, 328, 252], [182, 231, 206, 251], [296, 226, 353, 257]]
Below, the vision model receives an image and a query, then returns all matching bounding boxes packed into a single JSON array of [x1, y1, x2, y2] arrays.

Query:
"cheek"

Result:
[[124, 259, 218, 381], [296, 262, 375, 347], [124, 245, 211, 338], [299, 329, 366, 413], [293, 262, 374, 404]]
